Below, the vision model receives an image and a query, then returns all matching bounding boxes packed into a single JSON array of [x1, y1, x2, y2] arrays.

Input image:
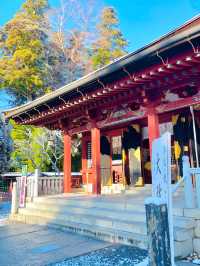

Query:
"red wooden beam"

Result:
[[147, 107, 160, 157], [18, 51, 200, 127], [63, 132, 72, 193]]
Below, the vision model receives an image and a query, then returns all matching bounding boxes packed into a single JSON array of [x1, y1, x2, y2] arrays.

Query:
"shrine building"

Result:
[[4, 15, 200, 195]]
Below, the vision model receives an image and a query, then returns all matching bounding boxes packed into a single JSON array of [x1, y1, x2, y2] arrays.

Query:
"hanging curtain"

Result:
[[172, 114, 190, 177], [122, 130, 129, 185], [122, 125, 143, 186], [100, 136, 111, 186]]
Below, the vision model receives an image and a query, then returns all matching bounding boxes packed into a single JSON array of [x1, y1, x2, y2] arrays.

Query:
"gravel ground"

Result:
[[51, 245, 148, 266]]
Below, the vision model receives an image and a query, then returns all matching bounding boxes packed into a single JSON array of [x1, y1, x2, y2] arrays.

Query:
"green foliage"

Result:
[[10, 120, 51, 172], [91, 7, 128, 70], [22, 0, 49, 18], [0, 2, 128, 174], [9, 120, 67, 173], [0, 115, 11, 173], [0, 0, 51, 102]]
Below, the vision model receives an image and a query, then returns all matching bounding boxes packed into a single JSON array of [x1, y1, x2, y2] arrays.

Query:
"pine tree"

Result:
[[0, 0, 61, 103], [91, 7, 128, 70]]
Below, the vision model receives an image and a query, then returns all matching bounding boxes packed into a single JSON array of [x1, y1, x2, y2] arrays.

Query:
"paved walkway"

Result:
[[0, 223, 197, 266], [0, 223, 112, 266], [0, 201, 10, 226]]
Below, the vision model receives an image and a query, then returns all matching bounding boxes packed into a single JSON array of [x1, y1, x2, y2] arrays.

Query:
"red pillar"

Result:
[[81, 135, 87, 184], [91, 127, 101, 194], [63, 132, 72, 193], [147, 108, 160, 157]]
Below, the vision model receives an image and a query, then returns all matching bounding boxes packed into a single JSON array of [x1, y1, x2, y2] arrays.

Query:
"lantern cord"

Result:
[[44, 103, 51, 110], [77, 88, 85, 98], [156, 51, 169, 66], [24, 112, 32, 119], [59, 96, 67, 105], [187, 38, 199, 54], [15, 115, 24, 122], [34, 107, 41, 115], [98, 79, 106, 90], [123, 67, 132, 80]]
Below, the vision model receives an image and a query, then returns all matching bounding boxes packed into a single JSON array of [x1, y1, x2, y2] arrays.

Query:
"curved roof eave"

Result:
[[4, 14, 200, 119]]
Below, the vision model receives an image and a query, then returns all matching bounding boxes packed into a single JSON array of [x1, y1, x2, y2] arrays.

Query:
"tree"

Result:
[[0, 115, 11, 173], [49, 0, 100, 83], [0, 0, 66, 174], [38, 130, 64, 174], [91, 7, 128, 70], [0, 0, 63, 103], [9, 121, 82, 173], [9, 121, 51, 172]]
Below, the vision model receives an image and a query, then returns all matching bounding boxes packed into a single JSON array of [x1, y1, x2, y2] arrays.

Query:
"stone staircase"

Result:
[[10, 186, 200, 258]]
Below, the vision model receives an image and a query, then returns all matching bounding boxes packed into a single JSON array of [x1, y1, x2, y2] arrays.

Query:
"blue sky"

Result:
[[0, 0, 200, 110], [0, 0, 200, 51]]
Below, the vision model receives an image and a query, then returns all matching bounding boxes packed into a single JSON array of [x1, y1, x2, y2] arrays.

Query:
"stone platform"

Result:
[[10, 185, 200, 258]]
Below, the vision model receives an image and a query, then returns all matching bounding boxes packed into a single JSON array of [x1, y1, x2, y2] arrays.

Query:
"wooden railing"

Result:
[[26, 171, 82, 198], [26, 174, 63, 197], [38, 176, 63, 196], [172, 156, 200, 209]]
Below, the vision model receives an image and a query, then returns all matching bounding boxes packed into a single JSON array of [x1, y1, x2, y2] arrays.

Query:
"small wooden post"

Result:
[[34, 169, 39, 198], [145, 198, 172, 266], [182, 156, 195, 208], [11, 182, 18, 214]]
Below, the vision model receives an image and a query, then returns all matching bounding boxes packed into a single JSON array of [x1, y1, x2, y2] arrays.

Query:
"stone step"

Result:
[[174, 228, 194, 242], [33, 197, 147, 212], [21, 202, 195, 235], [18, 208, 147, 235], [26, 202, 146, 223], [32, 196, 184, 216], [175, 238, 193, 258], [10, 211, 193, 258], [10, 212, 148, 249], [183, 208, 200, 219], [25, 202, 193, 229], [173, 216, 195, 229]]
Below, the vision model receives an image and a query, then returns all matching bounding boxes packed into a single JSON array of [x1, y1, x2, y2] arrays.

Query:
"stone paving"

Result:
[[0, 201, 10, 227], [0, 202, 197, 266], [0, 223, 111, 266], [0, 222, 198, 266]]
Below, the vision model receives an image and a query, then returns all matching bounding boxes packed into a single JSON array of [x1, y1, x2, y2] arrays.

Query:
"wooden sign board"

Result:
[[152, 132, 171, 203], [19, 165, 27, 208], [151, 132, 175, 266]]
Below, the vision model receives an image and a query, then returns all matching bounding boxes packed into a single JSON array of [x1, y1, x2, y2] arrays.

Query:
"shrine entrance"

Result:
[[92, 106, 200, 194], [81, 124, 147, 194]]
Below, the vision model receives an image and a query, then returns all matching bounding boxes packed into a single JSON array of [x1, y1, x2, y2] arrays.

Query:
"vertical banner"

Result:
[[151, 132, 175, 266], [19, 165, 28, 208]]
